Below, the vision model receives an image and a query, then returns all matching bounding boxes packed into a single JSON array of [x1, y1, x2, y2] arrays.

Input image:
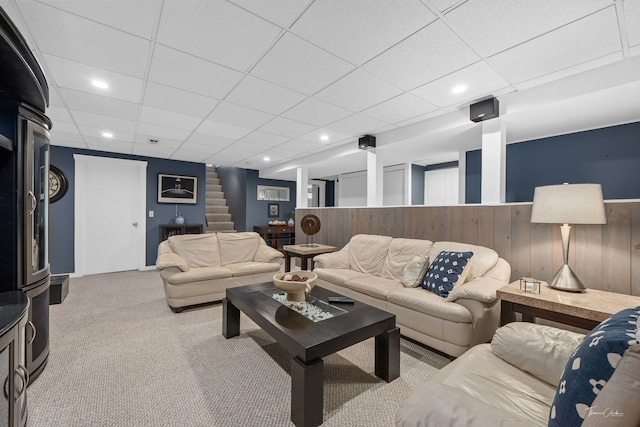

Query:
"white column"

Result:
[[404, 162, 412, 205], [481, 118, 506, 204], [296, 166, 309, 208], [367, 150, 383, 206]]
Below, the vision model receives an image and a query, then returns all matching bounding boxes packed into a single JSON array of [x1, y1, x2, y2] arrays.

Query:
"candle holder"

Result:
[[520, 277, 541, 294]]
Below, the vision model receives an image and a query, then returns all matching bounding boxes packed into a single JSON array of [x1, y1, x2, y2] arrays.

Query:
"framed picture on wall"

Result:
[[158, 174, 198, 204], [268, 203, 279, 217]]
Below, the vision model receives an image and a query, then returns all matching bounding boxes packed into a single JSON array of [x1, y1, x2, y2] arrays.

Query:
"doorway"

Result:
[[74, 155, 147, 276]]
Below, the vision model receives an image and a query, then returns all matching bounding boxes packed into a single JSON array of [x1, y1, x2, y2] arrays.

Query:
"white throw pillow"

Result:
[[401, 256, 430, 287]]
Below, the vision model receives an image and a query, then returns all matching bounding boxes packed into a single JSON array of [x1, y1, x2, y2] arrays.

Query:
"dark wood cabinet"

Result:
[[159, 223, 204, 241], [253, 225, 295, 251]]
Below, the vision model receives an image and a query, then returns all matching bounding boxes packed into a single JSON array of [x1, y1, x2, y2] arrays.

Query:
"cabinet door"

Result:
[[0, 344, 8, 425]]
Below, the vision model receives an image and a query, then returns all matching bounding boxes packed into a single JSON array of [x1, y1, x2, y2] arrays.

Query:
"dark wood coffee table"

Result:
[[223, 282, 400, 427]]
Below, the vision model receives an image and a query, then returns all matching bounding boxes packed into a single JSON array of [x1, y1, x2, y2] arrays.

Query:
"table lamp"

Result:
[[530, 183, 606, 292]]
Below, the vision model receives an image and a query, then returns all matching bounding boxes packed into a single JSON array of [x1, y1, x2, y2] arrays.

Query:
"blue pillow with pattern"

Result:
[[421, 251, 473, 298], [548, 306, 640, 426]]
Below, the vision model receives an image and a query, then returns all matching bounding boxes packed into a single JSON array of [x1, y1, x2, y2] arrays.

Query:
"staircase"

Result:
[[205, 166, 235, 233]]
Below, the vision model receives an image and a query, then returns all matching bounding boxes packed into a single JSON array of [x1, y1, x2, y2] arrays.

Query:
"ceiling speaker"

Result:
[[358, 135, 376, 150], [470, 97, 499, 122]]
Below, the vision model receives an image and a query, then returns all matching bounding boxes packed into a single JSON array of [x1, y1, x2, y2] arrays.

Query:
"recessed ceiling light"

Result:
[[263, 156, 270, 162], [91, 79, 109, 89], [452, 85, 467, 94], [320, 134, 329, 142], [102, 131, 114, 138]]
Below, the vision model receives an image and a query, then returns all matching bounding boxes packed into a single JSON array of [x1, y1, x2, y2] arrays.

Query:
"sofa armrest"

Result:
[[313, 245, 349, 269], [491, 322, 584, 387], [444, 276, 506, 303], [253, 244, 284, 263], [156, 252, 190, 272]]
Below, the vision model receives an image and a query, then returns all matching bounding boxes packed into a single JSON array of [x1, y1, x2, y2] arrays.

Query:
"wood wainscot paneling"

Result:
[[297, 201, 640, 297]]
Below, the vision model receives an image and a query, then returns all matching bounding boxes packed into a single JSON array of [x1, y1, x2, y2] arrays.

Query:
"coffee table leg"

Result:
[[222, 297, 240, 338], [500, 300, 516, 326], [291, 357, 323, 427], [285, 251, 292, 272], [375, 327, 400, 382]]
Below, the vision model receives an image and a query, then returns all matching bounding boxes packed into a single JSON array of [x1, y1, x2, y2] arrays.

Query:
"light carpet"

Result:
[[27, 270, 450, 426]]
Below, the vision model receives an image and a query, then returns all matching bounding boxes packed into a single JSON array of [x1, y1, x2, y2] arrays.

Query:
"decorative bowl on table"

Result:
[[273, 271, 318, 302]]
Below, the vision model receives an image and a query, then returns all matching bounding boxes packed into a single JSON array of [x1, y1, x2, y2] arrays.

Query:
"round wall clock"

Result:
[[49, 164, 68, 203]]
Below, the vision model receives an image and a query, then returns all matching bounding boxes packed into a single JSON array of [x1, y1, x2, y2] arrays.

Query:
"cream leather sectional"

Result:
[[313, 234, 511, 357]]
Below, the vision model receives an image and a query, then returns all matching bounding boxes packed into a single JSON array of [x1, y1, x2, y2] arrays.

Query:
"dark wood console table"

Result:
[[159, 223, 204, 241], [253, 225, 295, 251]]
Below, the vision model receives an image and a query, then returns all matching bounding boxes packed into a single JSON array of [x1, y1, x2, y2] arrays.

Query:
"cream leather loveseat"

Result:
[[313, 234, 510, 357], [156, 232, 283, 312]]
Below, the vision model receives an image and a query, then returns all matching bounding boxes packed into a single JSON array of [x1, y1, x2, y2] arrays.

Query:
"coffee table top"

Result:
[[225, 282, 396, 362], [282, 244, 337, 256]]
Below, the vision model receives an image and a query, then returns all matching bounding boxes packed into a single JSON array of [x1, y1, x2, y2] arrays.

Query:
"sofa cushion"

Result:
[[491, 323, 584, 387], [421, 251, 473, 298], [314, 268, 370, 288], [430, 241, 498, 281], [168, 233, 221, 268], [380, 238, 432, 281], [165, 266, 233, 285], [217, 232, 260, 265], [387, 287, 473, 323], [347, 234, 393, 276], [346, 276, 403, 299], [401, 255, 430, 287], [224, 261, 281, 277], [549, 306, 640, 427]]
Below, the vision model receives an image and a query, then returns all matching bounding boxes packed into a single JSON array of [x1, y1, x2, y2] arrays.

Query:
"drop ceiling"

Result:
[[2, 0, 639, 181]]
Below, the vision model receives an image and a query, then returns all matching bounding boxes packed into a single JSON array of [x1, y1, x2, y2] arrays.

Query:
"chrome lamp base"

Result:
[[548, 264, 586, 292]]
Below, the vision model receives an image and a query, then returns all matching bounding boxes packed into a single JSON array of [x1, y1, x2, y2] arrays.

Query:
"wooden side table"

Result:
[[282, 244, 337, 272], [497, 280, 640, 330]]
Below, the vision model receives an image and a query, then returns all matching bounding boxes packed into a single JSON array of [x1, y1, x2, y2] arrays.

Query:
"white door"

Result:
[[74, 155, 147, 276], [425, 168, 459, 206]]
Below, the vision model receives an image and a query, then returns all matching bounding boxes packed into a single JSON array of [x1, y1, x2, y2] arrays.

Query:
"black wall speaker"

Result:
[[470, 97, 499, 122], [358, 135, 376, 149]]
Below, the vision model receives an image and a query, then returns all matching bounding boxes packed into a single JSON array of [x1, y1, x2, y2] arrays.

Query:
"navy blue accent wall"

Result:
[[217, 166, 248, 231], [425, 161, 458, 171], [506, 121, 640, 202], [49, 146, 206, 273], [325, 180, 335, 207], [465, 150, 482, 204], [245, 169, 296, 230], [465, 121, 640, 203], [411, 164, 425, 205]]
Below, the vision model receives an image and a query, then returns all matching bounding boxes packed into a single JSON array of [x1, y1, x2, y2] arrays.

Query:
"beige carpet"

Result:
[[26, 270, 450, 426]]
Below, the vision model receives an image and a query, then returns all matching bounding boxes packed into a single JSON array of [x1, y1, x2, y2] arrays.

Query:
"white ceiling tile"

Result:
[[148, 45, 243, 99], [224, 141, 267, 154], [411, 61, 512, 107], [49, 121, 79, 135], [51, 139, 86, 149], [157, 1, 281, 71], [226, 76, 307, 115], [170, 150, 210, 163], [196, 120, 252, 140], [37, 0, 161, 39], [17, 2, 150, 77], [277, 139, 324, 153], [46, 106, 73, 123], [258, 117, 318, 138], [394, 109, 447, 127], [282, 98, 352, 127], [241, 131, 291, 146], [228, 0, 312, 27], [83, 133, 134, 146], [177, 142, 220, 154], [624, 0, 640, 48], [445, 0, 613, 57], [59, 88, 139, 120], [361, 93, 438, 124], [140, 106, 202, 131], [49, 130, 84, 145], [325, 114, 390, 136], [487, 8, 622, 84], [251, 33, 355, 95], [298, 129, 350, 144], [363, 20, 480, 90], [134, 134, 182, 150], [315, 69, 403, 112], [71, 110, 137, 133], [44, 55, 144, 103], [208, 102, 275, 129], [143, 82, 219, 118], [131, 146, 177, 159], [137, 122, 191, 141], [185, 133, 236, 149], [291, 0, 435, 65], [48, 89, 64, 108], [429, 0, 465, 12], [86, 142, 134, 155]]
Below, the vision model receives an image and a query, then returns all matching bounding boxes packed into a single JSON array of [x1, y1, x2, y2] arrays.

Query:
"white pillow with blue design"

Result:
[[549, 306, 640, 426], [421, 251, 473, 298]]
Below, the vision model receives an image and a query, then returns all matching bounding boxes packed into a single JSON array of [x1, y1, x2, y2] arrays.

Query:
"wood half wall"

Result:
[[296, 201, 640, 297]]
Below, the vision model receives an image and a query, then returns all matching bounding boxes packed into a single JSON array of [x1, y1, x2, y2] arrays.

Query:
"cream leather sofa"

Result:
[[156, 232, 283, 312], [313, 234, 511, 357], [396, 321, 640, 427]]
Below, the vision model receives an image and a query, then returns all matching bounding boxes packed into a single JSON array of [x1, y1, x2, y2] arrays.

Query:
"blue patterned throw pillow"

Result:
[[548, 306, 640, 426], [421, 251, 473, 298]]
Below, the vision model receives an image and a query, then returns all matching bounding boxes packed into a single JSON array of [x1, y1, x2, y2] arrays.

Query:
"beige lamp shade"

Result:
[[530, 183, 606, 225]]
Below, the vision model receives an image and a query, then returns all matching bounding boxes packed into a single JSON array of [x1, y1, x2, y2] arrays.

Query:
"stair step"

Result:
[[207, 213, 232, 222], [207, 222, 235, 231], [207, 199, 227, 207], [207, 184, 222, 192], [206, 178, 220, 186], [207, 206, 229, 214], [206, 191, 225, 199]]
